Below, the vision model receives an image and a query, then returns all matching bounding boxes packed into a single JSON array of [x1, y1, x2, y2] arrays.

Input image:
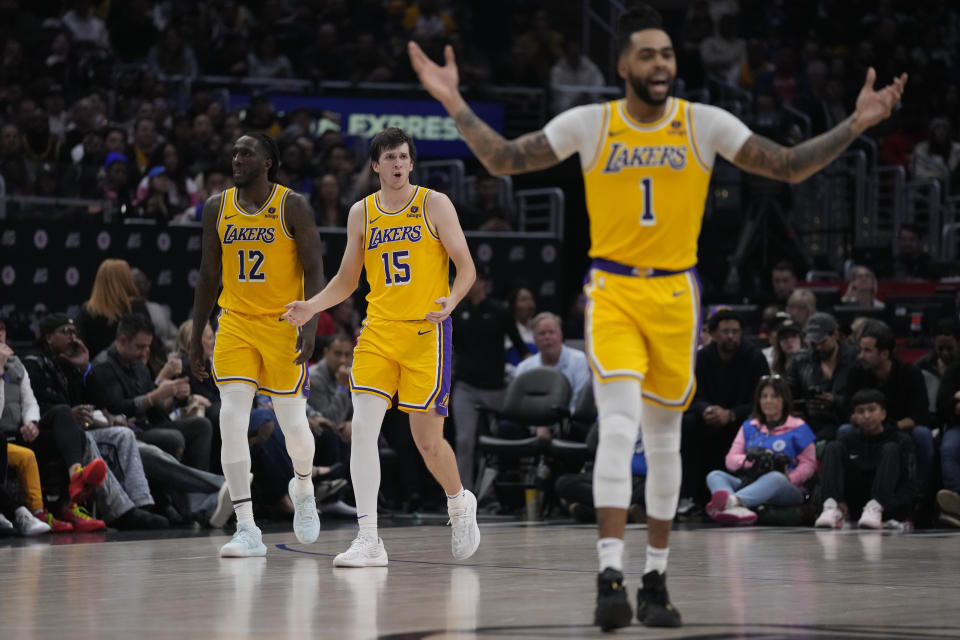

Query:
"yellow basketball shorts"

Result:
[[583, 261, 701, 409], [212, 309, 309, 397], [350, 316, 452, 416]]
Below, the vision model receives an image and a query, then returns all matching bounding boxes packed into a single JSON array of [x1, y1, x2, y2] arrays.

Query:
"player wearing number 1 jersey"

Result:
[[410, 1, 906, 631], [283, 127, 480, 567], [190, 133, 326, 558]]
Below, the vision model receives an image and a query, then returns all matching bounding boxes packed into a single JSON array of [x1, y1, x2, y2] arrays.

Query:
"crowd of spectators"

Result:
[[6, 1, 960, 537]]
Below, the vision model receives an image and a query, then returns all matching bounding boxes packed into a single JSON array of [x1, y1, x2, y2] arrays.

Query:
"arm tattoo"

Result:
[[735, 116, 858, 183], [452, 105, 558, 175]]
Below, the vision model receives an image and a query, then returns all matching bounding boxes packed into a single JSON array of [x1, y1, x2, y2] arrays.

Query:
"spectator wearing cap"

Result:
[[24, 313, 170, 531], [815, 389, 916, 529], [680, 310, 770, 510], [451, 263, 530, 491], [843, 320, 933, 513], [101, 151, 134, 217], [763, 316, 803, 376], [785, 312, 859, 441]]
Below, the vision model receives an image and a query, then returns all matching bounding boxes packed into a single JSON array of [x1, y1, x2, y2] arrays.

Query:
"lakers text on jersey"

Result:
[[212, 185, 308, 396]]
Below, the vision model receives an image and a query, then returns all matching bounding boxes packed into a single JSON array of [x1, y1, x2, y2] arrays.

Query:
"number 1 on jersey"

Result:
[[639, 177, 656, 226]]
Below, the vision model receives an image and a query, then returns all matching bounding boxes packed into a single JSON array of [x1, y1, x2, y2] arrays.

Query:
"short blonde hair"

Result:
[[786, 288, 816, 316]]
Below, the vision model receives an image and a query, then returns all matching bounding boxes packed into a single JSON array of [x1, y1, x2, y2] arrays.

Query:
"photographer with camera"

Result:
[[705, 375, 817, 526]]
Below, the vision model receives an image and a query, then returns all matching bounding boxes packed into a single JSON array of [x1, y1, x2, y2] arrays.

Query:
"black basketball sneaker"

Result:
[[594, 567, 633, 631], [636, 570, 682, 627]]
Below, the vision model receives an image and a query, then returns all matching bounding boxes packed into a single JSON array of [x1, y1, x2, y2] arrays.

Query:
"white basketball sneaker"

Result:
[[334, 533, 389, 567], [858, 499, 883, 529], [288, 477, 320, 544], [448, 490, 480, 560], [815, 498, 844, 529], [220, 522, 267, 557]]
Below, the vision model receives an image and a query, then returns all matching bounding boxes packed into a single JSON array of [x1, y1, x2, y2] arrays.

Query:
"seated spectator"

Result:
[[843, 320, 933, 510], [786, 288, 816, 326], [505, 287, 537, 370], [5, 442, 72, 531], [76, 258, 152, 361], [893, 224, 935, 280], [463, 175, 512, 231], [0, 441, 50, 536], [549, 39, 605, 115], [909, 116, 960, 193], [514, 312, 590, 441], [20, 314, 164, 531], [452, 265, 528, 491], [786, 313, 859, 440], [311, 174, 348, 227], [840, 265, 885, 309], [770, 261, 799, 308], [934, 359, 960, 528], [247, 34, 292, 79], [306, 334, 355, 515], [705, 375, 816, 526], [556, 428, 646, 524], [131, 267, 179, 352], [915, 318, 958, 380], [816, 389, 916, 529], [91, 313, 213, 471], [765, 316, 803, 376], [681, 310, 770, 510]]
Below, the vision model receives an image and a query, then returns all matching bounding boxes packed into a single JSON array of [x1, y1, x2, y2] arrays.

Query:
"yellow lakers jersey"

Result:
[[216, 184, 304, 316], [583, 98, 712, 271], [362, 185, 449, 321]]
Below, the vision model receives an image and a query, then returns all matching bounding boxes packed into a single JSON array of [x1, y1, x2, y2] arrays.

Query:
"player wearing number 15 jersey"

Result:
[[283, 127, 481, 567], [410, 1, 907, 630], [191, 133, 326, 558]]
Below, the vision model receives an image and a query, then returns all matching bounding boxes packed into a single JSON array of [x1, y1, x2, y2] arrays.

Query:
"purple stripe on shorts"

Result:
[[432, 316, 453, 417]]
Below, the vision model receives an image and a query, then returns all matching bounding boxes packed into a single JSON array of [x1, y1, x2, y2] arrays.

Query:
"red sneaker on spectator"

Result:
[[68, 459, 107, 503], [61, 503, 106, 532], [36, 509, 74, 533]]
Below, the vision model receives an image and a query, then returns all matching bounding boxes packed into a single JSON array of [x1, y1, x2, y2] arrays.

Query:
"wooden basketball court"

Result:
[[1, 519, 957, 639]]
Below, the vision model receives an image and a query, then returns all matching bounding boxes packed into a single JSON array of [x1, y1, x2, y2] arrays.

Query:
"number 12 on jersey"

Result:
[[639, 177, 656, 226], [381, 249, 411, 286], [237, 249, 265, 281]]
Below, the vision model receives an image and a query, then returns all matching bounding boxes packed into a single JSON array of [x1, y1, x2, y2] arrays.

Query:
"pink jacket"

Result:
[[725, 415, 817, 488]]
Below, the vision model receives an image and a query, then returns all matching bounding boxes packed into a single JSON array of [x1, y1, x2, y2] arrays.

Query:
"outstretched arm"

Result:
[[283, 201, 365, 327], [409, 41, 561, 176], [287, 193, 326, 365], [733, 68, 907, 183], [426, 191, 475, 323], [190, 194, 224, 380]]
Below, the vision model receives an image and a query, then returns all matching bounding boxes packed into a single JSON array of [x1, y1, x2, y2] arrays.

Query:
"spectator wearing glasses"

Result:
[[705, 375, 816, 526]]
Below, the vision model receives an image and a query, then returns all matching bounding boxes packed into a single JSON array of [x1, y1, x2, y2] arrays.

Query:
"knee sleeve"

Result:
[[592, 379, 641, 509], [272, 396, 315, 466], [218, 383, 256, 464], [640, 402, 682, 521]]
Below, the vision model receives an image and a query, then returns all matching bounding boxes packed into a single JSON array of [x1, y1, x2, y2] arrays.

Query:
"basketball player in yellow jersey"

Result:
[[283, 127, 480, 566], [411, 3, 906, 630], [189, 133, 326, 558]]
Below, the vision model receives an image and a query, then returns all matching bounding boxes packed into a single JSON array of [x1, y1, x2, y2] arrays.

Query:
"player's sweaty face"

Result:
[[232, 137, 264, 186]]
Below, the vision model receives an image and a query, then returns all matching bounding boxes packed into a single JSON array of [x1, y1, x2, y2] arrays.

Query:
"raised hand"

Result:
[[854, 67, 908, 130], [282, 300, 316, 328], [408, 41, 460, 105]]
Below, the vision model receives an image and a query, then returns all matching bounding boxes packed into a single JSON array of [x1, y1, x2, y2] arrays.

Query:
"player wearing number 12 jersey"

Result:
[[410, 1, 906, 630], [190, 133, 326, 558], [283, 127, 480, 567]]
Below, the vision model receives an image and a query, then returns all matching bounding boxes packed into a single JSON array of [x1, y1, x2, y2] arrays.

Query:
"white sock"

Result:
[[272, 396, 316, 498], [597, 537, 624, 572], [446, 486, 466, 510], [351, 393, 389, 539], [233, 500, 254, 527], [645, 545, 669, 575]]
